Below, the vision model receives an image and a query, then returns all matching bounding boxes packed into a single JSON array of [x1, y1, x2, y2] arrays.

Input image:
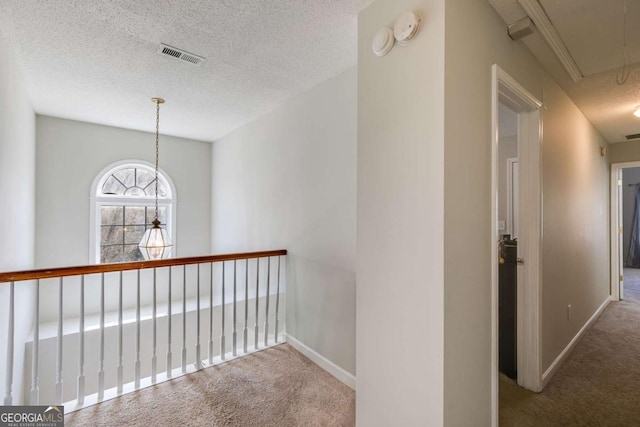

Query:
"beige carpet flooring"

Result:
[[500, 301, 640, 426], [66, 344, 355, 427], [623, 268, 640, 303]]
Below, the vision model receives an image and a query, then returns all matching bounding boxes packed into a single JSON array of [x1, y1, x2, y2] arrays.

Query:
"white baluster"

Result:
[[220, 262, 226, 360], [134, 270, 141, 389], [233, 260, 237, 357], [152, 268, 157, 383], [264, 257, 271, 347], [195, 264, 202, 370], [167, 267, 173, 378], [243, 259, 249, 354], [208, 263, 214, 364], [275, 256, 281, 343], [56, 278, 64, 404], [4, 282, 15, 405], [30, 280, 40, 405], [77, 276, 85, 405], [98, 273, 105, 400], [181, 265, 187, 373], [117, 271, 123, 395], [254, 259, 260, 349]]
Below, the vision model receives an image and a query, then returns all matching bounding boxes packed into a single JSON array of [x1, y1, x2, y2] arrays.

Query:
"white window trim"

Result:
[[89, 160, 178, 264]]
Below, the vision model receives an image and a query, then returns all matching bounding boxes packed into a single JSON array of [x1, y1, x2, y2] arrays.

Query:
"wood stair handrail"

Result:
[[0, 249, 287, 283]]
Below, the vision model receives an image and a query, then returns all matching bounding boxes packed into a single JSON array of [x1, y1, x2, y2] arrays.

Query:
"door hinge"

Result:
[[620, 275, 624, 282], [618, 179, 623, 186], [620, 227, 623, 234]]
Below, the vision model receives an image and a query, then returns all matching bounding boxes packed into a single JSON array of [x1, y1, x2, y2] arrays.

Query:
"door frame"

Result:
[[610, 161, 640, 301], [491, 64, 543, 427]]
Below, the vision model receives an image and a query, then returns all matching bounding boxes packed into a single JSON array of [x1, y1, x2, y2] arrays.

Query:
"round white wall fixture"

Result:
[[394, 11, 422, 44], [372, 27, 394, 57]]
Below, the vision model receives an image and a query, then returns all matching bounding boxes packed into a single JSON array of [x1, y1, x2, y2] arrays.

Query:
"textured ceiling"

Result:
[[0, 0, 375, 141], [489, 0, 640, 143]]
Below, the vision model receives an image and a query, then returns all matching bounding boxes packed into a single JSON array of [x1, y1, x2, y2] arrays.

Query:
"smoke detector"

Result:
[[157, 43, 205, 65], [372, 28, 395, 57], [394, 11, 421, 45]]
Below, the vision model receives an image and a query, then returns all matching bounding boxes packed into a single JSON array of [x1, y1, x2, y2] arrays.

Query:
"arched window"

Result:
[[90, 161, 176, 264]]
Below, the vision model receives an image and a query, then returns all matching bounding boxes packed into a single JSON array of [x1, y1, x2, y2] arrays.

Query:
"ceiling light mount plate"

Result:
[[152, 97, 165, 104], [394, 11, 422, 45]]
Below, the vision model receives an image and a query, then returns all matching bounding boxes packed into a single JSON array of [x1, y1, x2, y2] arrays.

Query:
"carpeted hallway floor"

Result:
[[500, 301, 640, 426], [66, 344, 354, 427]]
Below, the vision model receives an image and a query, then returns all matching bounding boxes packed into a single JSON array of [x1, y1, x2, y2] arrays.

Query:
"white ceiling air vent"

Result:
[[157, 43, 205, 65]]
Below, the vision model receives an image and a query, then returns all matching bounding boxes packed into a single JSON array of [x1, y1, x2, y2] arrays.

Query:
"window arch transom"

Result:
[[98, 165, 171, 198]]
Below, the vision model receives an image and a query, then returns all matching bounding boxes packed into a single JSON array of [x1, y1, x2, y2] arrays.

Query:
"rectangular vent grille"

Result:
[[626, 133, 640, 140], [157, 43, 205, 65]]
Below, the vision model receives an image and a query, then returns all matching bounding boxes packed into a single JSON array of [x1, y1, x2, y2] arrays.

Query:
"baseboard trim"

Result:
[[541, 296, 611, 388], [285, 334, 355, 390]]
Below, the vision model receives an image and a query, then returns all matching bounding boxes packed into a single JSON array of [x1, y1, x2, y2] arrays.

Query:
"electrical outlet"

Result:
[[567, 304, 572, 321]]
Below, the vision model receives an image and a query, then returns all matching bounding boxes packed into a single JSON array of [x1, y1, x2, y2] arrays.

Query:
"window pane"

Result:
[[124, 206, 146, 225], [101, 246, 123, 263], [101, 225, 124, 245], [125, 245, 145, 262], [101, 176, 125, 196], [137, 169, 156, 191], [146, 206, 167, 225], [147, 180, 169, 198], [157, 181, 168, 198], [114, 168, 135, 189], [125, 225, 146, 244], [124, 187, 146, 197], [101, 206, 123, 225]]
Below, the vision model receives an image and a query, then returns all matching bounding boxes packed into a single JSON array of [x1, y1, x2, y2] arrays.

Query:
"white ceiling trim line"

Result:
[[518, 0, 583, 82]]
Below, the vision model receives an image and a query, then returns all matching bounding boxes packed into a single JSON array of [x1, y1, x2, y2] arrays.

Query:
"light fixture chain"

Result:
[[155, 99, 160, 221], [616, 0, 630, 85]]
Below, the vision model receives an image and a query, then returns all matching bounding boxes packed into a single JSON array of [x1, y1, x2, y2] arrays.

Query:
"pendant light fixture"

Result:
[[139, 97, 173, 260]]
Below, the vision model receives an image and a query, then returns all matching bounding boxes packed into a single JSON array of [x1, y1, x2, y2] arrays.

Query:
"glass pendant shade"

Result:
[[139, 219, 173, 260]]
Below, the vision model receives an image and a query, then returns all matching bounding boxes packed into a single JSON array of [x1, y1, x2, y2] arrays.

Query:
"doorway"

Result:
[[491, 65, 543, 427], [497, 103, 519, 381], [611, 162, 640, 303]]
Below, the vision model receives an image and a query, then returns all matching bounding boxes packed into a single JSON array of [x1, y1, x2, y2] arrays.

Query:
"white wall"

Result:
[[0, 28, 36, 405], [35, 116, 212, 268], [211, 69, 357, 376], [622, 168, 640, 264], [538, 83, 609, 370], [443, 1, 610, 424], [357, 1, 445, 425]]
